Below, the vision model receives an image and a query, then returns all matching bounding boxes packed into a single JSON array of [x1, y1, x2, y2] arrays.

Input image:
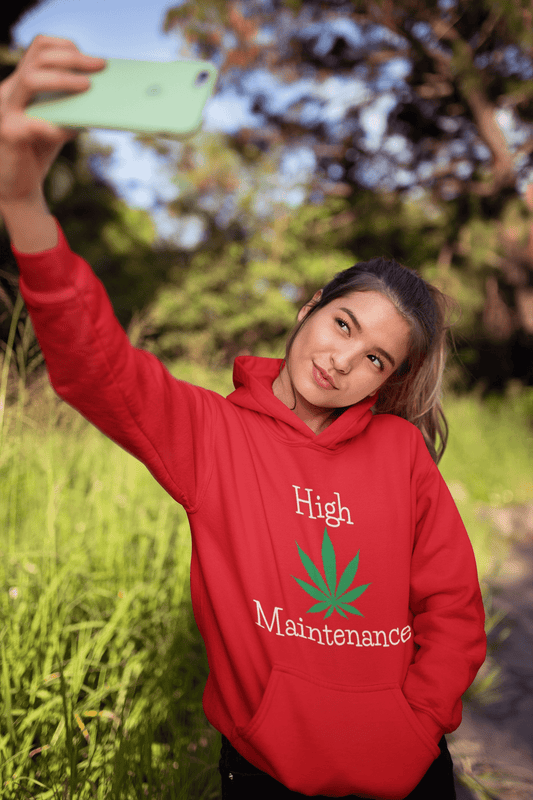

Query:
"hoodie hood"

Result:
[[227, 355, 376, 449]]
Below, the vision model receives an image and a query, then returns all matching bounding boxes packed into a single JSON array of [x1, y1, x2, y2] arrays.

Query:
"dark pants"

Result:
[[219, 735, 456, 799]]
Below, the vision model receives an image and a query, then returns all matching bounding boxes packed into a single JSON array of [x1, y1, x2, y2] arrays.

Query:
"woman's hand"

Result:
[[0, 36, 105, 250], [0, 35, 106, 206]]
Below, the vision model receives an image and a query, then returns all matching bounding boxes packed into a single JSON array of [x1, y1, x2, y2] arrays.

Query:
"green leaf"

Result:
[[292, 576, 330, 602], [335, 550, 360, 598], [337, 583, 370, 604], [295, 542, 330, 596], [306, 600, 331, 614], [332, 603, 348, 619], [321, 528, 337, 595], [338, 602, 364, 616]]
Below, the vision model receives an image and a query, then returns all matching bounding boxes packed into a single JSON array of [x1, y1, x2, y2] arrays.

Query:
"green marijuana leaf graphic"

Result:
[[292, 528, 370, 619]]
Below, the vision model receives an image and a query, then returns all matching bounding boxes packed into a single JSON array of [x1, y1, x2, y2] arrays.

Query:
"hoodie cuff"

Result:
[[12, 219, 78, 295]]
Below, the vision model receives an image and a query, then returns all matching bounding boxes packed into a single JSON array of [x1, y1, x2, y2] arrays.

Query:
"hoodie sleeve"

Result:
[[402, 435, 487, 738], [13, 220, 216, 512]]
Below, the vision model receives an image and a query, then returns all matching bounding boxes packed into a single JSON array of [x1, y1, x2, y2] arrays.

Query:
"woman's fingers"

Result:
[[0, 35, 105, 205], [14, 69, 92, 105], [28, 36, 107, 75], [4, 35, 106, 111], [1, 109, 73, 145], [36, 49, 107, 74]]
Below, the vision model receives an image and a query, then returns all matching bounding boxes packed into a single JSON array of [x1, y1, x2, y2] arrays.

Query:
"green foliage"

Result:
[[487, 0, 533, 49], [154, 0, 533, 386], [50, 137, 178, 328], [0, 134, 179, 359], [141, 163, 529, 375], [441, 388, 533, 505], [0, 388, 219, 799], [458, 220, 500, 272], [439, 387, 532, 581], [145, 194, 357, 365]]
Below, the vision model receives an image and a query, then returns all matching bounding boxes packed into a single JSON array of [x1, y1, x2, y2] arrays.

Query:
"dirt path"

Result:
[[451, 504, 533, 799]]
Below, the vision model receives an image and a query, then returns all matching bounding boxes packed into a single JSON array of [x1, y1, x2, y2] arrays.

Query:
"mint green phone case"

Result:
[[26, 58, 218, 138]]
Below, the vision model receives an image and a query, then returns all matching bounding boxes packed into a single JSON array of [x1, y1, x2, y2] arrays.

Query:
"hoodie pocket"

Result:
[[233, 664, 441, 800]]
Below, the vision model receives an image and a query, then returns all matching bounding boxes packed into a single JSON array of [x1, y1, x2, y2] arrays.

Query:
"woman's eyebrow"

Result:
[[339, 307, 396, 368]]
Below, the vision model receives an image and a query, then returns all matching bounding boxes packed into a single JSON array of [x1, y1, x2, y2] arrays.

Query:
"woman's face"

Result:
[[278, 290, 411, 424]]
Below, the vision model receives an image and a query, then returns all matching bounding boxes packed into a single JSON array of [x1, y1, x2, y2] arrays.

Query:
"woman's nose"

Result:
[[331, 344, 362, 373]]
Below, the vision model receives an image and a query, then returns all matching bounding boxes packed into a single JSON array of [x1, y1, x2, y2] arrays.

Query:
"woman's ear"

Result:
[[297, 289, 322, 322]]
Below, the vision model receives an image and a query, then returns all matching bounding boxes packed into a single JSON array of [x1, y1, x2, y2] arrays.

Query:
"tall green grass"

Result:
[[440, 388, 533, 579], [1, 351, 531, 798], [1, 383, 220, 799]]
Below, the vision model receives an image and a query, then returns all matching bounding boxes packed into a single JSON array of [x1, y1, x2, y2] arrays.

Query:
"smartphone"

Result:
[[26, 58, 218, 138]]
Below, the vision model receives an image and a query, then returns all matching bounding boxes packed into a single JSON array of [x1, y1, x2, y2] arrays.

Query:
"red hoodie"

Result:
[[15, 224, 486, 800]]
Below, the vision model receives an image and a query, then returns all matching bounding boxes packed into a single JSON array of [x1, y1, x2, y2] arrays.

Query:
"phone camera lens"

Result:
[[194, 71, 210, 87]]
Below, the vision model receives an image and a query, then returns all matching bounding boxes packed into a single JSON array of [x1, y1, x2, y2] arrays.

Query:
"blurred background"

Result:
[[0, 2, 532, 799]]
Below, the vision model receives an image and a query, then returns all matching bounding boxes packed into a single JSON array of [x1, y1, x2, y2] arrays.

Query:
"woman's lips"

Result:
[[313, 364, 336, 390]]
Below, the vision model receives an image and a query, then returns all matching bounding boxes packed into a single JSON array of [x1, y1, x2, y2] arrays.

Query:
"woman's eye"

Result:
[[368, 354, 384, 370], [336, 317, 350, 333]]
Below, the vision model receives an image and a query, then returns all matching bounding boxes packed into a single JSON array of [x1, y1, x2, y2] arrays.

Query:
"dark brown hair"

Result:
[[286, 257, 452, 463]]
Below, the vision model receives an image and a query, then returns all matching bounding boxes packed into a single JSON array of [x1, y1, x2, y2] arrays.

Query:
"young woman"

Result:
[[0, 37, 486, 800]]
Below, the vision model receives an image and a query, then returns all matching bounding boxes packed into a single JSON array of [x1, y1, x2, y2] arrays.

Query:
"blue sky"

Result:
[[14, 0, 181, 60]]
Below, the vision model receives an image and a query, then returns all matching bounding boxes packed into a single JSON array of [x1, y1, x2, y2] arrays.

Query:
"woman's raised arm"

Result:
[[2, 38, 219, 512], [0, 35, 106, 251]]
